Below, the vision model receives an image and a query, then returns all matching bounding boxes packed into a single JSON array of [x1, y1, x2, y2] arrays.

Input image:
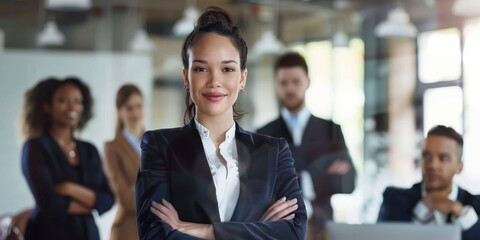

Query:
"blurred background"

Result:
[[0, 0, 479, 238]]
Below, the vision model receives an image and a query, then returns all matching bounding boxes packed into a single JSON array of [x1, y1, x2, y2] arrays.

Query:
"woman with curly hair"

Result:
[[21, 77, 114, 240]]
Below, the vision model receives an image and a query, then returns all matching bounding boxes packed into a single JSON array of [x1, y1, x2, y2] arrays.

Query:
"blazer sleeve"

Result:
[[103, 142, 136, 212], [212, 138, 307, 240], [313, 124, 356, 200], [90, 145, 115, 215], [462, 197, 480, 240], [21, 140, 71, 218], [136, 131, 200, 240], [377, 187, 396, 222]]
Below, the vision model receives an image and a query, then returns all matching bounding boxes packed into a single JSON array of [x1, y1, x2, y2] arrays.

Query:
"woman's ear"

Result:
[[182, 68, 189, 89], [240, 68, 248, 89]]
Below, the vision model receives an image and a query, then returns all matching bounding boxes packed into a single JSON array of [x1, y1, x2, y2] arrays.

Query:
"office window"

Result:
[[460, 18, 480, 192], [423, 86, 463, 135], [418, 28, 461, 83]]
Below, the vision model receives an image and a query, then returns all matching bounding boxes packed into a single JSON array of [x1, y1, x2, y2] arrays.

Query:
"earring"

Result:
[[184, 85, 189, 90], [240, 86, 245, 92]]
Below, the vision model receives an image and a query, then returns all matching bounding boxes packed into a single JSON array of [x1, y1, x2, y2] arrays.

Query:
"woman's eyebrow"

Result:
[[193, 59, 208, 64], [222, 60, 238, 64], [192, 59, 238, 64]]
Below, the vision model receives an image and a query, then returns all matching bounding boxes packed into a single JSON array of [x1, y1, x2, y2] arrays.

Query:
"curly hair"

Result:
[[22, 77, 94, 139]]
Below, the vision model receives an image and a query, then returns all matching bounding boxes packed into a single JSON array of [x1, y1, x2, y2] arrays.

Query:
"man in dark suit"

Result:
[[257, 52, 356, 235], [378, 125, 480, 240]]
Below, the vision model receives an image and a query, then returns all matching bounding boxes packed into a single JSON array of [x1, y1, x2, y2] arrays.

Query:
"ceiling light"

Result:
[[173, 5, 199, 36], [252, 30, 284, 57], [37, 20, 65, 46], [375, 5, 418, 38], [129, 28, 154, 52], [45, 0, 91, 11], [452, 0, 480, 16]]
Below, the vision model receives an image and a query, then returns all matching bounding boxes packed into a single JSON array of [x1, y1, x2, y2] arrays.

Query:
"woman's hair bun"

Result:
[[195, 6, 235, 28]]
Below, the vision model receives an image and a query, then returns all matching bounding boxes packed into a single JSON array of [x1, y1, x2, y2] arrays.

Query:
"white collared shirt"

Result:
[[280, 106, 311, 147], [194, 119, 240, 222], [413, 184, 478, 230], [280, 106, 315, 219]]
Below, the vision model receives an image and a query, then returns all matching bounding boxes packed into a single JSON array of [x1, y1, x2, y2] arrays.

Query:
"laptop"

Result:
[[326, 222, 461, 240]]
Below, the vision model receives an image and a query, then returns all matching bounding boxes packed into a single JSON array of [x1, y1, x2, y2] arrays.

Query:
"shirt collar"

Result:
[[122, 130, 141, 155], [280, 106, 311, 125], [194, 118, 236, 143], [421, 182, 459, 200]]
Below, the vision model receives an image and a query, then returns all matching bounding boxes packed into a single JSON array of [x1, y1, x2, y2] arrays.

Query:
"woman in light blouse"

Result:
[[136, 6, 307, 240], [104, 84, 144, 240]]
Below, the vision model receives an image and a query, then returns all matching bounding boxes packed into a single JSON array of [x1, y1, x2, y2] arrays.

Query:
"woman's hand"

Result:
[[151, 199, 215, 240], [54, 182, 73, 196], [54, 182, 96, 208], [260, 197, 298, 222]]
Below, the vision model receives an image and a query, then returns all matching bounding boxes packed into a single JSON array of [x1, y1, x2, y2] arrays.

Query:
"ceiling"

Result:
[[0, 0, 463, 50]]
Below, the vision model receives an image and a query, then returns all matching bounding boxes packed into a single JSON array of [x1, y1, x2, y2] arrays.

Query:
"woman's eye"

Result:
[[223, 67, 235, 72], [193, 67, 207, 72]]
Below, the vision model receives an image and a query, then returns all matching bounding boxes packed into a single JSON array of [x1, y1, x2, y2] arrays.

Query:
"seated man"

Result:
[[378, 125, 480, 240]]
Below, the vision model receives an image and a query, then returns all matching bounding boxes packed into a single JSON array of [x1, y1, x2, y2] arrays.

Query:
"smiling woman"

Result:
[[135, 6, 307, 240], [20, 77, 114, 240]]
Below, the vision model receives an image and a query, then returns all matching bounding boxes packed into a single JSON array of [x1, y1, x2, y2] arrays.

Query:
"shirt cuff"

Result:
[[453, 205, 478, 231], [300, 171, 316, 201], [413, 201, 433, 222]]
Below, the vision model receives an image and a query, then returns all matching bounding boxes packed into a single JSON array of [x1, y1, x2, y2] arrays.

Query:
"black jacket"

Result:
[[136, 120, 307, 239], [21, 132, 114, 240], [378, 182, 480, 240]]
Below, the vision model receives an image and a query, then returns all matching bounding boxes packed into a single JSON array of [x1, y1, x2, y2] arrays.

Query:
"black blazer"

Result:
[[378, 182, 480, 240], [136, 120, 307, 240], [21, 132, 114, 240], [257, 116, 356, 218]]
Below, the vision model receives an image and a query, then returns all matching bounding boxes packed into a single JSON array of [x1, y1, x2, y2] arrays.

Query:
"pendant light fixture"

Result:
[[45, 0, 91, 11], [37, 20, 65, 46], [375, 3, 418, 38]]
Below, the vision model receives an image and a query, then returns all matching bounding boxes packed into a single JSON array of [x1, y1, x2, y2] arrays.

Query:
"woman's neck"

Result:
[[196, 112, 234, 145], [124, 124, 143, 139], [50, 125, 73, 142]]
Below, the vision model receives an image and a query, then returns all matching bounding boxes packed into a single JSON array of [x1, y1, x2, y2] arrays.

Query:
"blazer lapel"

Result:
[[172, 120, 221, 223], [115, 131, 141, 170], [278, 117, 294, 144], [230, 125, 275, 221], [39, 133, 77, 182]]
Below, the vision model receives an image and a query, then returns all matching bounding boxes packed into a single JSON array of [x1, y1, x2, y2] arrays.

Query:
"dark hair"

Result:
[[427, 125, 463, 146], [22, 77, 93, 139], [274, 52, 309, 76], [181, 6, 248, 124], [115, 84, 143, 132], [427, 125, 463, 159]]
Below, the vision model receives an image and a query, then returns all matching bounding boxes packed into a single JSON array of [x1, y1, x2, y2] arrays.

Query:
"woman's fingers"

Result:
[[150, 206, 177, 228], [152, 200, 180, 227], [261, 198, 298, 221], [281, 213, 295, 220], [270, 201, 298, 221], [260, 197, 287, 221], [162, 199, 179, 219]]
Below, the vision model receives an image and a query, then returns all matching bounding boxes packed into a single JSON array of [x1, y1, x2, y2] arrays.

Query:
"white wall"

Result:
[[0, 50, 153, 239]]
